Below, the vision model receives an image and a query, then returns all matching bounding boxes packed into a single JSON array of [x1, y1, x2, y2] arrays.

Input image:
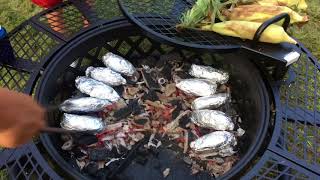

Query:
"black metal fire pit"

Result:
[[0, 1, 319, 180], [36, 18, 270, 180]]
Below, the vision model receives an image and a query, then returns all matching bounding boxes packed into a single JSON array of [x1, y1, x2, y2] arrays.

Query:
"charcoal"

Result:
[[124, 76, 137, 85], [134, 118, 148, 126], [170, 100, 183, 119], [155, 56, 167, 69], [160, 52, 181, 64], [135, 155, 148, 165], [118, 146, 127, 153], [176, 71, 192, 79], [141, 70, 160, 90], [188, 130, 198, 140], [88, 148, 110, 161], [114, 100, 142, 119], [95, 168, 108, 179], [72, 147, 86, 159], [152, 159, 161, 169], [141, 57, 157, 67], [149, 146, 160, 156], [179, 115, 190, 128], [129, 99, 143, 115], [113, 86, 124, 95], [84, 162, 99, 175], [74, 134, 98, 145], [141, 90, 159, 101], [159, 65, 172, 80], [183, 156, 192, 165], [72, 91, 88, 98], [68, 158, 79, 170], [137, 146, 149, 156], [106, 160, 119, 170], [113, 106, 132, 120]]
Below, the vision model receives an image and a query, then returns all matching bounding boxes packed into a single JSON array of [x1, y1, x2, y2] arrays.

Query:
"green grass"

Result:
[[0, 0, 41, 32], [289, 0, 320, 59]]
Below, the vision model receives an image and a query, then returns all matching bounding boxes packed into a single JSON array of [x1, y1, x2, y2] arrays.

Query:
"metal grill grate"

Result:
[[37, 2, 90, 39], [0, 66, 30, 92], [9, 24, 59, 63], [0, 144, 61, 180], [118, 0, 241, 51], [270, 42, 320, 174], [243, 151, 318, 179]]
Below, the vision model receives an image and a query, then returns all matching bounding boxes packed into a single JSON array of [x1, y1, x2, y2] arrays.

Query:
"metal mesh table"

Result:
[[0, 1, 319, 179]]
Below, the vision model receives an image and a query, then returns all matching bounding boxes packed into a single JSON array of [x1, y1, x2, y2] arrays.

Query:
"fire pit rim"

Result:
[[36, 18, 271, 180]]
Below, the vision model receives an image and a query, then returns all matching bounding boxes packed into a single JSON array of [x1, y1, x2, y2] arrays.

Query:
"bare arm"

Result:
[[0, 88, 45, 148]]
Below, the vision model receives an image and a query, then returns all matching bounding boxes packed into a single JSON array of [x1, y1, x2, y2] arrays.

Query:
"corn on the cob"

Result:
[[278, 0, 308, 11], [201, 20, 297, 44], [223, 5, 308, 24], [256, 0, 307, 11], [255, 0, 278, 6]]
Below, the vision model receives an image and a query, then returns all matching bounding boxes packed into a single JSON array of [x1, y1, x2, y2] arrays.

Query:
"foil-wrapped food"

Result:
[[102, 52, 136, 76], [189, 64, 229, 84], [59, 97, 112, 113], [75, 76, 120, 102], [86, 66, 126, 86], [176, 79, 217, 97], [191, 93, 229, 110], [191, 110, 234, 131], [190, 131, 237, 157], [61, 113, 104, 131]]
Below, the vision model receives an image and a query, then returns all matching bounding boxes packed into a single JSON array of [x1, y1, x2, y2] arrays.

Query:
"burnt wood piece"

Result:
[[141, 90, 159, 101], [88, 148, 112, 161], [141, 70, 161, 90], [84, 162, 99, 175], [73, 134, 98, 145], [158, 64, 172, 80], [72, 147, 87, 159], [108, 135, 150, 179], [113, 100, 142, 119]]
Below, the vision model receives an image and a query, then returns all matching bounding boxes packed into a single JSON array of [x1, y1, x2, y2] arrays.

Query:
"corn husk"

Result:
[[278, 0, 308, 11], [201, 21, 297, 44], [256, 0, 307, 11], [223, 5, 308, 24]]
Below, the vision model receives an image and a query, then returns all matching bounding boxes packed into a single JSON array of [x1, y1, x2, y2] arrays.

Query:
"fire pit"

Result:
[[36, 19, 270, 180]]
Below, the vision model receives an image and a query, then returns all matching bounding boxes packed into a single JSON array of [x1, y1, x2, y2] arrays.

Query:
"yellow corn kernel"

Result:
[[201, 21, 297, 44], [223, 5, 308, 24]]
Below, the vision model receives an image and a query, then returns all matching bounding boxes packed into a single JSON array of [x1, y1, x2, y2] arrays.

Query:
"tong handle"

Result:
[[41, 127, 78, 134], [253, 13, 291, 44]]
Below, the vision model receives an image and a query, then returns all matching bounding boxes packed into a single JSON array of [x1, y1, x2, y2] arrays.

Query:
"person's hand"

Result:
[[0, 88, 45, 148]]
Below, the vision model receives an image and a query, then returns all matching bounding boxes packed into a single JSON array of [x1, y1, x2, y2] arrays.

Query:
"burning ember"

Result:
[[58, 52, 245, 178]]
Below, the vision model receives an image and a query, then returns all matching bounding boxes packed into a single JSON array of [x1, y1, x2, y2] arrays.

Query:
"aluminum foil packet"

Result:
[[190, 131, 237, 156], [191, 93, 229, 110], [189, 64, 229, 84], [61, 113, 104, 131], [59, 97, 112, 113], [86, 66, 126, 86], [191, 110, 234, 130], [75, 76, 120, 102], [102, 52, 136, 76], [176, 79, 217, 97]]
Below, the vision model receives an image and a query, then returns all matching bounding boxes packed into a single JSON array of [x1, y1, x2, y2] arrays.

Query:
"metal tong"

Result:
[[40, 105, 97, 134]]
